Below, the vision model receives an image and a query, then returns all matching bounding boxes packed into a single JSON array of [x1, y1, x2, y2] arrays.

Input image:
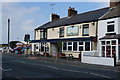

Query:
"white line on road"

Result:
[[3, 60, 112, 78], [60, 68, 111, 79], [0, 67, 12, 71], [47, 66, 59, 70]]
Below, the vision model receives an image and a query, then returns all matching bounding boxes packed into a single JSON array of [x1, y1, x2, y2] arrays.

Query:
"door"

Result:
[[52, 44, 58, 56]]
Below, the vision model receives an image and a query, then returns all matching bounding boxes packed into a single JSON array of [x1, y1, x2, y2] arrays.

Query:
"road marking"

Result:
[[60, 68, 111, 79], [18, 61, 26, 64], [0, 67, 12, 71], [2, 60, 113, 78], [47, 66, 59, 70]]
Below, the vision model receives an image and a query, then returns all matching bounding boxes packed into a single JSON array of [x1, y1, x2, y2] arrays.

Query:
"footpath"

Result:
[[3, 52, 120, 72]]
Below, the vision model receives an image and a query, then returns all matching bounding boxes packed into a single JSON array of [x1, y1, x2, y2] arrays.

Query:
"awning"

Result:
[[30, 37, 95, 43], [99, 34, 120, 40]]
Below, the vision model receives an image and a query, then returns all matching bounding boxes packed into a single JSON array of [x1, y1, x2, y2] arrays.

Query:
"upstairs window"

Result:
[[83, 24, 89, 36], [67, 26, 79, 36], [107, 21, 115, 32], [40, 29, 47, 39], [59, 27, 64, 37]]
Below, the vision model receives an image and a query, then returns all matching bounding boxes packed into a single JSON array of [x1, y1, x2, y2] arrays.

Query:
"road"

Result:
[[1, 53, 120, 79]]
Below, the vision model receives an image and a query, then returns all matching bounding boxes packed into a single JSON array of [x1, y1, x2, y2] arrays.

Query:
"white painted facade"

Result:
[[98, 17, 120, 62], [98, 17, 120, 39]]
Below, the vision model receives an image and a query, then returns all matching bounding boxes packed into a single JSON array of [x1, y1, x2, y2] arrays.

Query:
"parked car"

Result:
[[0, 47, 13, 52], [0, 47, 3, 52]]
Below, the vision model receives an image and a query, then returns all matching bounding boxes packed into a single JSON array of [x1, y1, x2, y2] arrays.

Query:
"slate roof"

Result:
[[100, 3, 120, 20], [100, 34, 120, 39], [35, 7, 110, 30]]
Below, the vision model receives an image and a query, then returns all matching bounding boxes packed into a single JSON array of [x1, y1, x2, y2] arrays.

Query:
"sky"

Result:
[[1, 0, 111, 44]]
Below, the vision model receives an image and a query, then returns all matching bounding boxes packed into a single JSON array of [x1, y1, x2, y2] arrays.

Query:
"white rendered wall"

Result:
[[98, 17, 119, 39], [81, 56, 114, 66], [81, 51, 114, 66], [118, 17, 120, 33], [98, 17, 119, 57]]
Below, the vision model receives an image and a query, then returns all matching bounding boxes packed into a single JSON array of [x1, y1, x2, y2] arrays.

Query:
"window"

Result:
[[40, 29, 47, 39], [67, 42, 72, 51], [83, 24, 89, 36], [78, 42, 84, 51], [62, 41, 91, 52], [40, 32, 44, 39], [107, 21, 115, 32], [73, 42, 77, 51], [63, 42, 67, 50], [85, 42, 90, 51], [36, 44, 38, 49], [79, 46, 83, 51], [107, 25, 114, 32], [60, 28, 64, 37], [67, 26, 79, 36], [41, 43, 44, 52], [101, 40, 117, 57]]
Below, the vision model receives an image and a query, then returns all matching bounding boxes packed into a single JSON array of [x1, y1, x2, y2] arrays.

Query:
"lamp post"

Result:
[[8, 18, 10, 53]]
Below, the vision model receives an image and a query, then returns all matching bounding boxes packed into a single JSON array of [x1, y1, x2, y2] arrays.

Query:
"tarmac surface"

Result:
[[1, 52, 120, 80]]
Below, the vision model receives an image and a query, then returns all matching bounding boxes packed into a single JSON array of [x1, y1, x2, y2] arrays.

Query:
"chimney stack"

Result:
[[110, 0, 120, 8], [50, 13, 60, 21], [68, 7, 77, 17]]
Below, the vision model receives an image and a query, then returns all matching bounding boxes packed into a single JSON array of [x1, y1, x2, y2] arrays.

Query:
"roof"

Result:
[[35, 7, 110, 30], [100, 3, 120, 20], [99, 34, 120, 40]]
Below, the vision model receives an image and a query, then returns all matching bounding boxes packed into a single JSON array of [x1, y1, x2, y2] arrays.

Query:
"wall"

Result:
[[98, 17, 119, 39], [81, 51, 115, 66], [81, 56, 115, 66], [47, 22, 97, 39], [62, 51, 80, 58], [118, 17, 120, 33], [35, 30, 40, 40], [98, 17, 120, 58]]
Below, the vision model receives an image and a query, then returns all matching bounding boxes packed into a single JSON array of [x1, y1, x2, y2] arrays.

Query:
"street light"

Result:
[[8, 18, 10, 53]]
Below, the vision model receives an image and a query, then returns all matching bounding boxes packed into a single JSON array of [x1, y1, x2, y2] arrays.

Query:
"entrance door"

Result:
[[52, 44, 58, 56]]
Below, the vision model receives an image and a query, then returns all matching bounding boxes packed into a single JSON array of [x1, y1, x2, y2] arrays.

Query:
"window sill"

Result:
[[82, 34, 89, 36], [105, 32, 116, 35]]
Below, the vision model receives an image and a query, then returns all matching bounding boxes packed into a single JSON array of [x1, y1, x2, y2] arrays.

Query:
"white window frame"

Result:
[[100, 39, 118, 58], [62, 41, 91, 52], [107, 21, 115, 34]]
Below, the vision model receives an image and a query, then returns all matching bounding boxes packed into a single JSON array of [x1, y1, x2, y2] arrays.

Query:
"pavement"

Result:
[[2, 52, 120, 72], [2, 52, 120, 79]]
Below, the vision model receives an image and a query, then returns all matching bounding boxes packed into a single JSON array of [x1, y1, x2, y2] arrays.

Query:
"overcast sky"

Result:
[[1, 0, 110, 44]]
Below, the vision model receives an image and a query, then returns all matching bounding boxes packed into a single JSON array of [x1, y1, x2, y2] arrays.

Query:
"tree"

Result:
[[10, 41, 19, 49]]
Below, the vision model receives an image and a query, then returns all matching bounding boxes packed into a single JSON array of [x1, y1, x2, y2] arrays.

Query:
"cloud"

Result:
[[2, 2, 40, 43], [21, 19, 35, 32], [1, 0, 110, 2]]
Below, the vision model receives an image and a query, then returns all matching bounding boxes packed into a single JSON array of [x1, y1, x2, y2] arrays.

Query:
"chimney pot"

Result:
[[50, 13, 60, 21], [110, 0, 120, 8], [68, 7, 77, 17]]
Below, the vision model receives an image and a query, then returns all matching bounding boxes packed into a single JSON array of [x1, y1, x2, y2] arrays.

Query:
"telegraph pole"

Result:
[[8, 18, 10, 53]]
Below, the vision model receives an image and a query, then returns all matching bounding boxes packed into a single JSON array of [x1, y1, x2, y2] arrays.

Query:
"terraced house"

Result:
[[31, 6, 109, 58], [31, 1, 120, 60]]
